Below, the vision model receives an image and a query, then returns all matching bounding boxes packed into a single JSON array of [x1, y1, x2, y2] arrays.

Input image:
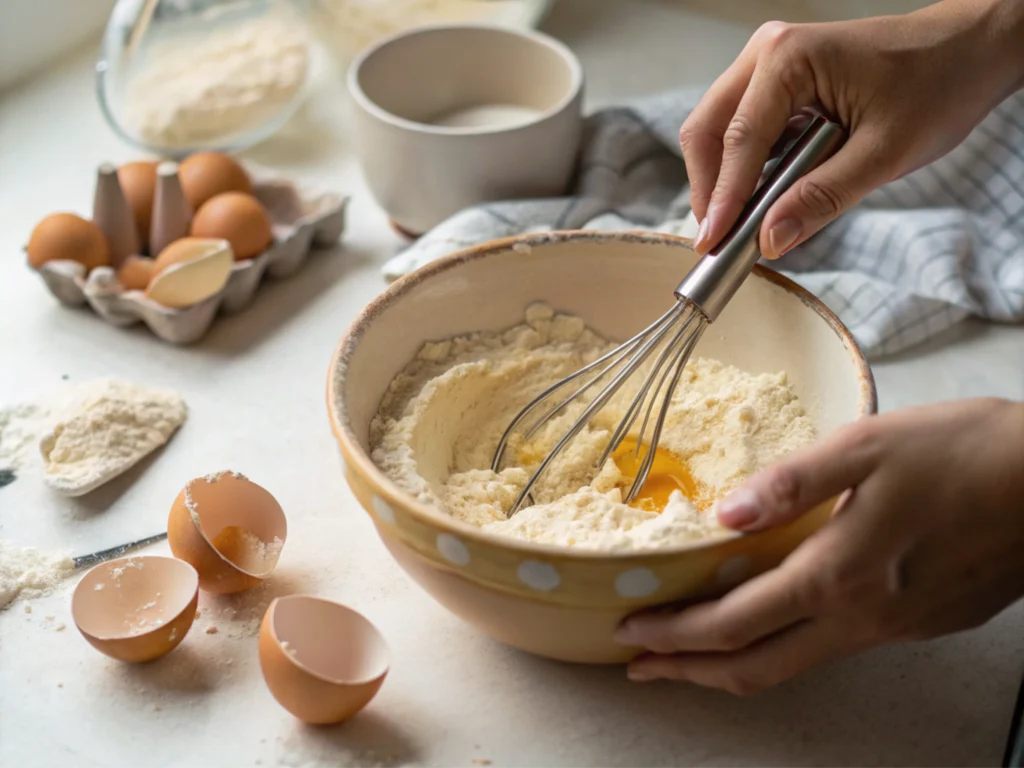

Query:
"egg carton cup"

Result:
[[36, 177, 348, 345]]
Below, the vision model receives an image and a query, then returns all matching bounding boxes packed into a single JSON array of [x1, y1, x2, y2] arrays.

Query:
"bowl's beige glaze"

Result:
[[327, 231, 876, 664]]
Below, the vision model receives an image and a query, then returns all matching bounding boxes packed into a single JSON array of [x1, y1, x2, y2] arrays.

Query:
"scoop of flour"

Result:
[[39, 379, 187, 497]]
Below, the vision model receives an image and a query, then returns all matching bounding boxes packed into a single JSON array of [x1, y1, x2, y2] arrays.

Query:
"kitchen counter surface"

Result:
[[2, 2, 1022, 766]]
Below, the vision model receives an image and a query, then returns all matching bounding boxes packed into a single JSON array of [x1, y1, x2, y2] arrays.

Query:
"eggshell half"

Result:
[[259, 596, 389, 724], [146, 242, 233, 309], [167, 472, 287, 594], [71, 556, 198, 663]]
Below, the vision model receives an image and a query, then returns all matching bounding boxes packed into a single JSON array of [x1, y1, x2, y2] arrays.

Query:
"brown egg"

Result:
[[147, 238, 234, 308], [179, 152, 253, 211], [27, 213, 110, 271], [190, 193, 273, 260], [259, 596, 389, 724], [167, 471, 287, 594], [71, 555, 199, 663], [116, 255, 156, 291], [117, 161, 158, 249]]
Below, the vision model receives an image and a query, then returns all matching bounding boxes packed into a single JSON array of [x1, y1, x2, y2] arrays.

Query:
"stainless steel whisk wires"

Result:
[[492, 116, 845, 518]]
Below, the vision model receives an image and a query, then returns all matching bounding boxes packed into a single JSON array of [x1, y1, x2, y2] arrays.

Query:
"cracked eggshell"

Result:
[[146, 238, 233, 309], [72, 556, 198, 663], [167, 472, 288, 594], [259, 596, 389, 725]]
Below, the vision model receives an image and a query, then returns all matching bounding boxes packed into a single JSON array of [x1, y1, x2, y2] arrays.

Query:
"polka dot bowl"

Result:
[[327, 231, 876, 664]]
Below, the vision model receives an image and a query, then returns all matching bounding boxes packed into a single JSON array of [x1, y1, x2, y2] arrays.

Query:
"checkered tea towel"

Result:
[[382, 88, 1024, 358]]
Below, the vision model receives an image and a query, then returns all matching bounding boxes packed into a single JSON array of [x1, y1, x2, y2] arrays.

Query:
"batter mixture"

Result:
[[371, 303, 816, 551]]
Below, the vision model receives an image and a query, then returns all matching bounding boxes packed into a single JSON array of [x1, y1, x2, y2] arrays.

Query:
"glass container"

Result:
[[97, 0, 313, 158]]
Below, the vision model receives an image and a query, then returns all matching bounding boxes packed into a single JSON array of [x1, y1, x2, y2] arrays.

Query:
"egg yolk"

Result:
[[612, 438, 706, 513]]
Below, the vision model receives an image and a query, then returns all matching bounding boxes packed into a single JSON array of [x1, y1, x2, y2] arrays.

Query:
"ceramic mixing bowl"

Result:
[[327, 231, 876, 664], [347, 24, 584, 237]]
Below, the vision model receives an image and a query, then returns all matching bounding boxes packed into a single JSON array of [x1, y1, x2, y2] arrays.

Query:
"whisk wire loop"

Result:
[[624, 322, 706, 503], [490, 304, 681, 473], [500, 300, 699, 517], [597, 302, 702, 471]]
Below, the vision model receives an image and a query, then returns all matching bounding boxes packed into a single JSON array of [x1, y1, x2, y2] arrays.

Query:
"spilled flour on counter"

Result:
[[0, 540, 74, 610], [370, 303, 817, 551], [197, 582, 274, 640], [0, 402, 51, 474]]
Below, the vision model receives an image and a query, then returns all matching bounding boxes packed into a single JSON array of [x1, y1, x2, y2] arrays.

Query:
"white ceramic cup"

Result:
[[347, 24, 585, 237]]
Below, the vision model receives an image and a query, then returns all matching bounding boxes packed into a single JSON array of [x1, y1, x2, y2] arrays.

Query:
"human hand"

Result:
[[682, 0, 1024, 259], [615, 398, 1024, 693]]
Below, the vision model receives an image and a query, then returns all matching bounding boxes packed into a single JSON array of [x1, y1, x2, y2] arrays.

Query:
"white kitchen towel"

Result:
[[382, 88, 1024, 358]]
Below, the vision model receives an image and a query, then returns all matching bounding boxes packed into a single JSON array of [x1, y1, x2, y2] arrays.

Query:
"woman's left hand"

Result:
[[614, 398, 1024, 694]]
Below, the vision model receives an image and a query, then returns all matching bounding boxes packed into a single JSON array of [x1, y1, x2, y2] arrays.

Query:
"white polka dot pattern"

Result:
[[371, 495, 396, 524], [716, 555, 752, 588], [615, 568, 661, 598], [517, 561, 560, 592], [436, 533, 471, 566]]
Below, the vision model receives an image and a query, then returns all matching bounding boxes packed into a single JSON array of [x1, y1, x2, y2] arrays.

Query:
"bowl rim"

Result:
[[346, 23, 585, 138], [327, 230, 878, 562]]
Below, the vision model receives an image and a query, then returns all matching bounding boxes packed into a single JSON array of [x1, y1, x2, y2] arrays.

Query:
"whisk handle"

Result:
[[676, 115, 845, 322]]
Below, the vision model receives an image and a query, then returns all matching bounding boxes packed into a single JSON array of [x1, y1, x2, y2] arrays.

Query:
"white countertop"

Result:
[[2, 1, 1022, 766]]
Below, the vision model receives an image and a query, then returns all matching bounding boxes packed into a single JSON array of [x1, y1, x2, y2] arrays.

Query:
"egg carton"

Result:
[[35, 179, 348, 345]]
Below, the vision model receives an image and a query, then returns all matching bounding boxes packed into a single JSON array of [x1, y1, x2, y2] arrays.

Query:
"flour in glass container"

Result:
[[121, 14, 310, 149], [312, 0, 527, 58]]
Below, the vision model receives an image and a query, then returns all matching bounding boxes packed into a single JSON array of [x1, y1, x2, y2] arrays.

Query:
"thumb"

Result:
[[716, 419, 881, 532], [759, 125, 896, 259]]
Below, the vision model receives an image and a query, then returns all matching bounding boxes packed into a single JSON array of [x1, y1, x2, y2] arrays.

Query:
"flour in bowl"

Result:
[[370, 304, 816, 551]]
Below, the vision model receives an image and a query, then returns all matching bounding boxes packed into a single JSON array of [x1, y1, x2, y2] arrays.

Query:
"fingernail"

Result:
[[613, 622, 639, 646], [766, 218, 801, 259], [627, 666, 657, 683], [694, 214, 712, 254], [715, 487, 760, 529]]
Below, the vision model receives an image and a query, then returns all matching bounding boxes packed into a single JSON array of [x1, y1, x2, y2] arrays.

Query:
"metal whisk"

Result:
[[492, 115, 844, 517]]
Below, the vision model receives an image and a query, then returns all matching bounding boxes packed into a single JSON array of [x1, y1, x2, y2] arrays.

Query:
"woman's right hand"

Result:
[[682, 0, 1024, 259]]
